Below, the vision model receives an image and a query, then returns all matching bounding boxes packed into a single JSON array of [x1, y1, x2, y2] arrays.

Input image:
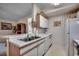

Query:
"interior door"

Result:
[[17, 23, 26, 34]]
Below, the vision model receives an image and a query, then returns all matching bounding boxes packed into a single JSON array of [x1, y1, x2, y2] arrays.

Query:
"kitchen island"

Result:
[[0, 34, 53, 56]]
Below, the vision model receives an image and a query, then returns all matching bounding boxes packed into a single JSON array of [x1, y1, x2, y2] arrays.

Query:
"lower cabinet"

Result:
[[37, 42, 45, 56], [48, 36, 52, 48], [44, 37, 49, 53], [23, 48, 37, 56], [44, 36, 52, 54], [9, 35, 52, 56], [49, 35, 53, 46]]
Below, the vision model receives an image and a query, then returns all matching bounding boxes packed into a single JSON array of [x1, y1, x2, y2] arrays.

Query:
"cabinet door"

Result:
[[44, 18, 48, 28], [23, 48, 37, 56], [47, 37, 50, 49], [44, 36, 52, 54], [49, 35, 53, 46], [40, 15, 44, 28], [44, 17, 48, 28], [44, 37, 49, 53], [38, 42, 45, 56], [39, 15, 48, 28]]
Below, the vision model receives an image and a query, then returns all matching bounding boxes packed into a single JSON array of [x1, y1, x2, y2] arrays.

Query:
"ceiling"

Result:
[[37, 3, 79, 17], [0, 3, 32, 20], [36, 3, 71, 12], [0, 3, 79, 20]]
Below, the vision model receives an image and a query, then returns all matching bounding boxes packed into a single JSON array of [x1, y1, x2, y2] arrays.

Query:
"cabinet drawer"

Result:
[[20, 42, 38, 55]]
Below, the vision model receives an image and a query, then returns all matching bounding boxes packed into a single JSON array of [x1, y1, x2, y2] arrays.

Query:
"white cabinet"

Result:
[[37, 36, 52, 56], [44, 37, 49, 53], [38, 41, 45, 56], [44, 36, 52, 54], [47, 37, 50, 50], [23, 48, 37, 56], [24, 35, 52, 56], [50, 35, 53, 46], [39, 15, 48, 28], [48, 35, 52, 47]]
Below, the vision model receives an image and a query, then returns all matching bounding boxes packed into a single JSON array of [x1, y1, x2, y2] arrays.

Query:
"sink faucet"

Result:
[[27, 33, 32, 38]]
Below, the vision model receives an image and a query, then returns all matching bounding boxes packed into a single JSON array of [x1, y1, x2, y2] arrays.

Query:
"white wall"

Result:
[[0, 17, 32, 35], [48, 13, 79, 56], [48, 14, 67, 52]]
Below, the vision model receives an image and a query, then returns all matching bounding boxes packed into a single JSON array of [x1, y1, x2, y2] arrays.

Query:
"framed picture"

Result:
[[54, 21, 61, 27], [1, 22, 12, 30]]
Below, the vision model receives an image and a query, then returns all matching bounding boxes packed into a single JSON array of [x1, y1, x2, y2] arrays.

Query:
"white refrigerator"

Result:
[[65, 18, 79, 56]]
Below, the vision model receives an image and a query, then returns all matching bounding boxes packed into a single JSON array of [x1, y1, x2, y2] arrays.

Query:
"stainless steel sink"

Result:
[[19, 36, 40, 42]]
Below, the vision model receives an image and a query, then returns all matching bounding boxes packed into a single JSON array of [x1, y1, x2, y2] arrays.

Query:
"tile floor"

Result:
[[45, 41, 66, 56]]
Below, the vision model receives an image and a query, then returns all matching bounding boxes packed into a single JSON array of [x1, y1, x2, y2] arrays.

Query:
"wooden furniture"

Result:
[[16, 23, 26, 34], [9, 42, 20, 56]]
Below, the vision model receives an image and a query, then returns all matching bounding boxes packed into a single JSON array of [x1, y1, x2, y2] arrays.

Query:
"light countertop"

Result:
[[0, 33, 52, 48]]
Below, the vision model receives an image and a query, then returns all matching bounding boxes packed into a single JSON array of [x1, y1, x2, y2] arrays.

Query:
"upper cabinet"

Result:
[[32, 14, 48, 29], [39, 15, 48, 28], [32, 4, 48, 29]]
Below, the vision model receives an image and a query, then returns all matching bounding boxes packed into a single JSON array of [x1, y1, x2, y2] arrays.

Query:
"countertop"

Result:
[[0, 33, 52, 48]]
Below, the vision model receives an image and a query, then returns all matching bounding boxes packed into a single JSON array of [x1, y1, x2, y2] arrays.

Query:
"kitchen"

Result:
[[0, 3, 79, 56]]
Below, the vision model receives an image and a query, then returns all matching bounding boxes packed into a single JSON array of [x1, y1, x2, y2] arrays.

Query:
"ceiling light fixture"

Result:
[[51, 3, 60, 6]]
